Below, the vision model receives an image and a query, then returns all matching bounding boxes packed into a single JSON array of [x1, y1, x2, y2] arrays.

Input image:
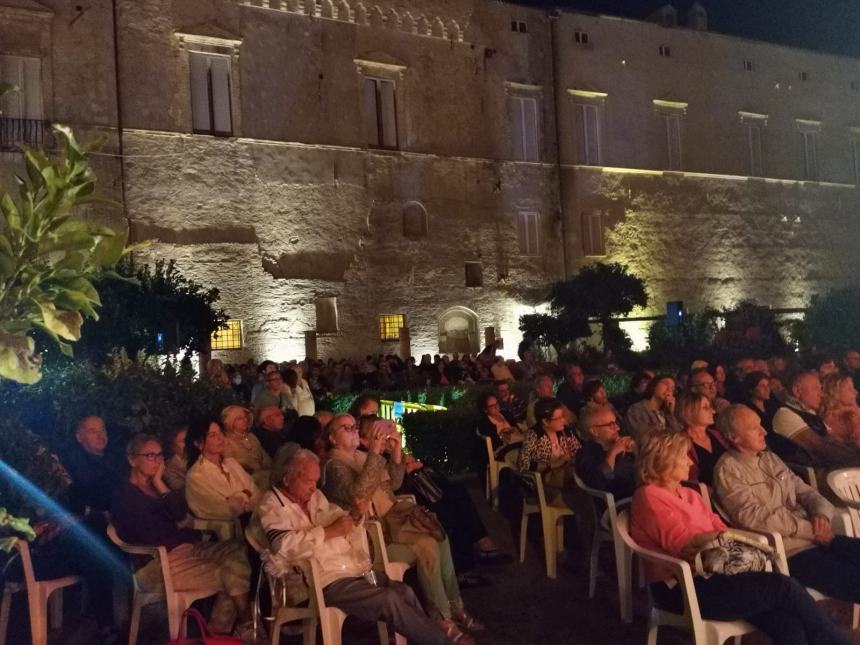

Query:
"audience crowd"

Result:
[[11, 344, 860, 644]]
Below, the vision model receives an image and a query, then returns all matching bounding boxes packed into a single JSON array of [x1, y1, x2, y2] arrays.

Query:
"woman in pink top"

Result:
[[631, 432, 848, 645]]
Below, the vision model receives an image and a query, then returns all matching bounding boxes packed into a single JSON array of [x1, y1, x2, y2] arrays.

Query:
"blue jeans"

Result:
[[789, 535, 860, 603]]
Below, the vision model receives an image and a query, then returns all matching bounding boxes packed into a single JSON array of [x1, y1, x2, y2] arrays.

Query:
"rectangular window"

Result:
[[363, 77, 398, 149], [574, 30, 589, 45], [315, 297, 339, 334], [517, 211, 540, 256], [746, 122, 763, 177], [189, 51, 232, 136], [574, 103, 600, 165], [664, 114, 683, 170], [659, 44, 671, 58], [509, 95, 539, 161], [852, 140, 860, 185], [378, 314, 405, 341], [0, 54, 43, 120], [801, 130, 819, 181], [465, 262, 483, 287], [582, 211, 606, 257], [799, 71, 809, 81], [743, 59, 754, 72], [511, 20, 527, 33], [210, 319, 243, 350]]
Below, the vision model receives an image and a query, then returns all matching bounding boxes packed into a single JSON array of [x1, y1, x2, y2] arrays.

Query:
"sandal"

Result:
[[452, 608, 486, 633], [437, 618, 475, 644]]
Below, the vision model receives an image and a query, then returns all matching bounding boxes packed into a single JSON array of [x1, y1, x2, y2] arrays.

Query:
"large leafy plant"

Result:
[[0, 125, 128, 383]]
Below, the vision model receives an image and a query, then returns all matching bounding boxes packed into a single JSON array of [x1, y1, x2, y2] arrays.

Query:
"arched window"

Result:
[[438, 306, 480, 354], [402, 202, 429, 239]]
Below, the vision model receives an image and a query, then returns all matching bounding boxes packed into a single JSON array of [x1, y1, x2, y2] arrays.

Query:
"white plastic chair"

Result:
[[107, 524, 220, 643], [482, 435, 515, 509], [824, 468, 860, 628], [191, 516, 242, 541], [572, 472, 633, 622], [614, 512, 757, 645], [518, 470, 575, 579], [0, 538, 83, 645]]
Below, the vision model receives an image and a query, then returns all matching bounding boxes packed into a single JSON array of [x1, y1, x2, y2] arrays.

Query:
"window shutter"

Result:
[[523, 97, 539, 161], [509, 97, 525, 160], [363, 78, 379, 146], [189, 52, 211, 132], [378, 79, 397, 148], [209, 55, 232, 135]]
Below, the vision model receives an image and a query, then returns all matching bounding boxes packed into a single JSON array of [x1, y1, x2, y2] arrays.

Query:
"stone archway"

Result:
[[438, 306, 480, 354]]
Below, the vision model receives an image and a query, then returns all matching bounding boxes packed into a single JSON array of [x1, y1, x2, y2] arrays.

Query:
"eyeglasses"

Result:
[[337, 424, 358, 433], [137, 452, 164, 461], [589, 421, 620, 430]]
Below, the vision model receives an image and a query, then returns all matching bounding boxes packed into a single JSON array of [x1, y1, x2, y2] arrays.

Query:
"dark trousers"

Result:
[[427, 481, 488, 571], [789, 535, 860, 603], [324, 572, 450, 645], [651, 572, 849, 645]]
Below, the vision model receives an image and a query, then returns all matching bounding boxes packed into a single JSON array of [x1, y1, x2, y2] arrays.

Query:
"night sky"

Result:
[[510, 0, 860, 58]]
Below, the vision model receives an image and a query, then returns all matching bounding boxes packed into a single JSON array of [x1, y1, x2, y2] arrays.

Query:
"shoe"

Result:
[[452, 608, 486, 633], [456, 571, 490, 588], [437, 618, 475, 644], [477, 549, 513, 564]]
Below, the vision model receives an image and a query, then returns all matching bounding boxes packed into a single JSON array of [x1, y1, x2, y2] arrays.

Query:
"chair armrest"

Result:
[[365, 520, 390, 569], [832, 509, 853, 537], [192, 517, 238, 540], [729, 528, 789, 574]]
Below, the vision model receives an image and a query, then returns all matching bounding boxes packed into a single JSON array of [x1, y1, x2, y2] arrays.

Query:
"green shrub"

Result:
[[799, 287, 860, 353]]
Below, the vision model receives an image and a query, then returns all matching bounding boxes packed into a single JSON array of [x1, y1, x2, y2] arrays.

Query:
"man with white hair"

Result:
[[714, 405, 860, 607], [257, 447, 452, 645]]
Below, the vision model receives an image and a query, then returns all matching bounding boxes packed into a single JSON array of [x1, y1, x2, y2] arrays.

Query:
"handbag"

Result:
[[164, 608, 244, 645], [695, 531, 775, 576], [407, 468, 444, 505]]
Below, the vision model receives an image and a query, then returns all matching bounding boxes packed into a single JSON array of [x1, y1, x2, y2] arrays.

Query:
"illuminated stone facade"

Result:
[[2, 0, 859, 359]]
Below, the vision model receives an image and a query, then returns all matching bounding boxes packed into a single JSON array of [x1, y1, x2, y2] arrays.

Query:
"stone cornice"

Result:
[[0, 0, 52, 21], [238, 0, 468, 45]]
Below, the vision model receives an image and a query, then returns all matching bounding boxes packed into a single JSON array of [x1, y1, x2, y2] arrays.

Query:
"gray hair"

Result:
[[578, 403, 613, 436], [126, 433, 161, 459], [715, 404, 748, 443], [270, 444, 319, 488]]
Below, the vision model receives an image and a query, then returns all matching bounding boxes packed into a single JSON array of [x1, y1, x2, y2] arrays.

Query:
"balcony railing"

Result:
[[0, 117, 53, 151]]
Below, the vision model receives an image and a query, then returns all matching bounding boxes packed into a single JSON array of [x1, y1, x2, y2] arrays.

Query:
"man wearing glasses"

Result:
[[689, 368, 731, 415], [575, 405, 636, 500]]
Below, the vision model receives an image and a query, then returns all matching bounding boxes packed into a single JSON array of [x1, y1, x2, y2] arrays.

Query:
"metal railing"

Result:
[[0, 117, 53, 151]]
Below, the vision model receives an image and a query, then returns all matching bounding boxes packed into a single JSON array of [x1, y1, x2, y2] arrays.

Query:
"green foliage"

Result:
[[0, 508, 36, 552], [798, 287, 860, 353], [647, 310, 720, 368], [0, 125, 128, 383], [0, 355, 238, 448], [713, 300, 789, 360], [321, 385, 476, 414], [0, 417, 70, 520], [518, 312, 591, 356], [66, 258, 228, 363], [401, 407, 479, 476]]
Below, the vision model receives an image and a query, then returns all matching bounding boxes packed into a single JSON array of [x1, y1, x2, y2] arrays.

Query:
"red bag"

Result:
[[164, 608, 244, 645]]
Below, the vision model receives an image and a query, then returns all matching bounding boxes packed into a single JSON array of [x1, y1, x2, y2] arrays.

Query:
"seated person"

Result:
[[688, 367, 731, 415], [611, 370, 654, 416], [518, 398, 582, 507], [631, 431, 848, 645], [186, 416, 260, 522], [494, 380, 527, 429], [674, 391, 728, 487], [476, 392, 524, 449], [555, 363, 586, 415], [741, 371, 780, 435], [112, 434, 252, 637], [624, 375, 682, 445], [321, 414, 482, 643], [820, 373, 860, 447], [222, 405, 271, 490], [63, 415, 125, 518], [772, 371, 860, 468], [162, 425, 188, 491], [575, 404, 636, 500], [257, 447, 449, 645], [252, 368, 295, 413], [714, 405, 860, 607], [289, 415, 328, 461], [255, 405, 294, 458], [526, 375, 575, 429], [357, 416, 507, 579]]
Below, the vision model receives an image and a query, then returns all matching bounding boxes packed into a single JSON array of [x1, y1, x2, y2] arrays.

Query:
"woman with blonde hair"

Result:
[[630, 432, 848, 645], [674, 391, 728, 487], [820, 373, 860, 446], [221, 405, 271, 489]]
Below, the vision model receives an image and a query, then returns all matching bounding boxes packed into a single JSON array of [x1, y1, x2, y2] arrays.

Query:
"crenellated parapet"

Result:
[[238, 0, 466, 43]]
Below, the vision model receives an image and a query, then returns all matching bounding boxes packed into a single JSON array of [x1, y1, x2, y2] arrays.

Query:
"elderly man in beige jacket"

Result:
[[713, 405, 860, 606]]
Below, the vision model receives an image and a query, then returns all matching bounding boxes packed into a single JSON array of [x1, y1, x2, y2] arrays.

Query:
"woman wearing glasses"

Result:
[[322, 413, 482, 644], [111, 433, 253, 638], [517, 397, 582, 496]]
